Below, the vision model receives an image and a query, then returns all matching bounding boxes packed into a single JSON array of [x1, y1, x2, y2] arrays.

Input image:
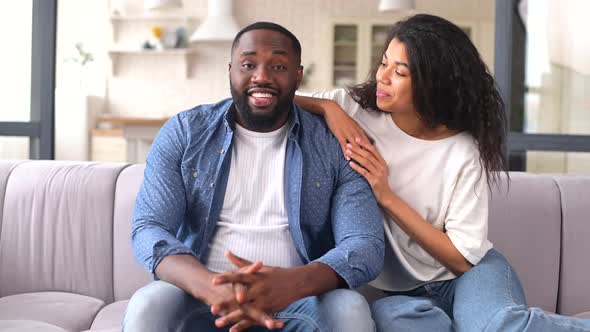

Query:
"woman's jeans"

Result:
[[123, 281, 374, 332], [371, 249, 590, 332]]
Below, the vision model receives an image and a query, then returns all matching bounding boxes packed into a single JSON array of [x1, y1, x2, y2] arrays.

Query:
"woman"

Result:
[[296, 14, 590, 331]]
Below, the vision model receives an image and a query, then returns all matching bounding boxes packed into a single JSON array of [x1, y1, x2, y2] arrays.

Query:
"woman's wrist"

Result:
[[375, 188, 396, 207]]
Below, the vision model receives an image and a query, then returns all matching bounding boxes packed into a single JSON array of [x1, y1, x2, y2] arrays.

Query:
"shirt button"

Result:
[[316, 181, 321, 188], [210, 183, 214, 188], [220, 149, 225, 154], [193, 171, 198, 178]]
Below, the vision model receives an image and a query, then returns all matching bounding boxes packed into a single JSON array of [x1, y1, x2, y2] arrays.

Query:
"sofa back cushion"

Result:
[[488, 172, 561, 312], [0, 161, 25, 234], [112, 164, 151, 301], [0, 161, 128, 303], [554, 175, 590, 316]]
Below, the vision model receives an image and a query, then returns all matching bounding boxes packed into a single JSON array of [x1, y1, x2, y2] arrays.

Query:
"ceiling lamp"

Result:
[[378, 0, 415, 12], [190, 0, 240, 42], [144, 0, 183, 11]]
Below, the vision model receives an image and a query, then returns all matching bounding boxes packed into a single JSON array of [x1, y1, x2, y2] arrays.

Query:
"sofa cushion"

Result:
[[488, 172, 561, 312], [0, 160, 27, 235], [554, 175, 590, 316], [113, 164, 151, 301], [574, 311, 590, 319], [0, 161, 128, 302], [0, 320, 68, 332], [0, 292, 104, 331], [89, 300, 127, 331]]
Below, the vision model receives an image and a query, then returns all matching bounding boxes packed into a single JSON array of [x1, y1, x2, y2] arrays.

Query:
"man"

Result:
[[124, 22, 384, 332]]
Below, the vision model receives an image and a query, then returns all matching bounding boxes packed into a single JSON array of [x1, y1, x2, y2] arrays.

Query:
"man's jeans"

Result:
[[123, 281, 374, 332], [371, 249, 590, 332]]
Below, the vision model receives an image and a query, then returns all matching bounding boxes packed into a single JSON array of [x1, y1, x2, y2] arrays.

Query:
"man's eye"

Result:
[[273, 65, 287, 71], [242, 63, 255, 70]]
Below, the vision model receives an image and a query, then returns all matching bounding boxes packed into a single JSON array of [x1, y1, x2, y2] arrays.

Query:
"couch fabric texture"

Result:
[[0, 160, 588, 331]]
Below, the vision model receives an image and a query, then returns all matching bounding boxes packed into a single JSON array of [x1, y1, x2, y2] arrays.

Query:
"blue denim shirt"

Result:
[[131, 99, 384, 288]]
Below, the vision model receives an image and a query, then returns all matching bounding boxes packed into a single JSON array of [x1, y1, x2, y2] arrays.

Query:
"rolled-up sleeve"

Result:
[[131, 115, 195, 276], [314, 158, 385, 288]]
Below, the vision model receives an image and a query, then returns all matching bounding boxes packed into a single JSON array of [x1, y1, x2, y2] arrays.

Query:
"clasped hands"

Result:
[[208, 251, 297, 332]]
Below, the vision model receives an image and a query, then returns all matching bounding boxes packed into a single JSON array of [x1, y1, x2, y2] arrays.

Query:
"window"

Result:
[[0, 0, 56, 160], [495, 0, 590, 174]]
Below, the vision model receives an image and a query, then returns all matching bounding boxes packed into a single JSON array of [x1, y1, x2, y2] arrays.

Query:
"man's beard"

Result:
[[230, 83, 294, 131]]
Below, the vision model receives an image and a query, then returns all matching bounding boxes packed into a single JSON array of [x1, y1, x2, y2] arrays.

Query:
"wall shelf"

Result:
[[109, 14, 196, 46], [110, 14, 196, 22], [108, 48, 198, 78]]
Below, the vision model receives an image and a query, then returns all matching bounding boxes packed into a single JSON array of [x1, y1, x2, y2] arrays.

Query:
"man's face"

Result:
[[229, 29, 303, 132]]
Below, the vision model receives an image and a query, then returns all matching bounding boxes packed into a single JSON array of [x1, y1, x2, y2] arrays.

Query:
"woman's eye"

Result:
[[395, 70, 406, 77], [380, 62, 387, 67]]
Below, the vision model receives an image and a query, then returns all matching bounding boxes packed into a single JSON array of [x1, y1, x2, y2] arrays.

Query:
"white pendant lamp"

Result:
[[190, 0, 240, 42], [144, 0, 183, 11], [378, 0, 415, 12]]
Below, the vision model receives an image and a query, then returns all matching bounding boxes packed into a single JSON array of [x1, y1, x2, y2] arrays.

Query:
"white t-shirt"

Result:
[[204, 122, 304, 273], [308, 88, 493, 291]]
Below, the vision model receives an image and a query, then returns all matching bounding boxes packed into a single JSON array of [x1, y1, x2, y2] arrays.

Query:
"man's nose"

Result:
[[252, 66, 271, 83]]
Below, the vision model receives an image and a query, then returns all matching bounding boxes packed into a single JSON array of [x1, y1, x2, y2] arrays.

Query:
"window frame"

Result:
[[0, 0, 56, 160]]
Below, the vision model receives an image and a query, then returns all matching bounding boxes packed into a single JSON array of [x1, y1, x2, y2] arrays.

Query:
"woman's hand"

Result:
[[322, 101, 370, 158], [346, 137, 391, 203]]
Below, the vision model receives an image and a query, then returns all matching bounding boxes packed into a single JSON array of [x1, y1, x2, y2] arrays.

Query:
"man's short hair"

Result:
[[231, 21, 302, 62]]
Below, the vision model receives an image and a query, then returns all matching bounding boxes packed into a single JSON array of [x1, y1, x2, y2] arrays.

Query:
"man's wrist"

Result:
[[188, 270, 218, 305], [290, 262, 340, 299]]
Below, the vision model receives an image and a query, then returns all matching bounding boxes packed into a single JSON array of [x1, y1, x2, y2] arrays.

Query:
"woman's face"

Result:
[[375, 38, 415, 114]]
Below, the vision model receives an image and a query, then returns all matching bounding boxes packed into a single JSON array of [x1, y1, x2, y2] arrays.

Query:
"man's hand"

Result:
[[205, 260, 283, 331], [213, 251, 305, 316]]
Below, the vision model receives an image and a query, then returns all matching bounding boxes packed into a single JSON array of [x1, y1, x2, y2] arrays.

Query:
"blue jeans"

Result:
[[371, 249, 590, 332], [123, 280, 374, 332]]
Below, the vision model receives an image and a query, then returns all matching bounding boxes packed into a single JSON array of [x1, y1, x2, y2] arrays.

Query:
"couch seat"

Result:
[[86, 300, 127, 331], [575, 311, 590, 319], [0, 292, 104, 331], [0, 320, 68, 332]]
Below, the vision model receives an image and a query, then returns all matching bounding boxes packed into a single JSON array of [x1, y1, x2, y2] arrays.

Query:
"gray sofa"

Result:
[[0, 160, 588, 331]]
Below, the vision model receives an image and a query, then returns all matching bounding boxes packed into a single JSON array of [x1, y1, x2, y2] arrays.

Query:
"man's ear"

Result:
[[295, 65, 304, 89]]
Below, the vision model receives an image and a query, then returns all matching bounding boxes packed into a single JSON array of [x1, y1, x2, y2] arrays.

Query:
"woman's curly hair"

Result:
[[348, 14, 508, 189]]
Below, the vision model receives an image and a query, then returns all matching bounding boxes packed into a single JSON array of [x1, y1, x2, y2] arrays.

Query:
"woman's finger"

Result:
[[337, 137, 349, 160], [346, 144, 379, 171], [349, 160, 373, 182], [352, 139, 386, 168], [354, 137, 387, 164], [353, 126, 371, 145], [354, 137, 379, 154]]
